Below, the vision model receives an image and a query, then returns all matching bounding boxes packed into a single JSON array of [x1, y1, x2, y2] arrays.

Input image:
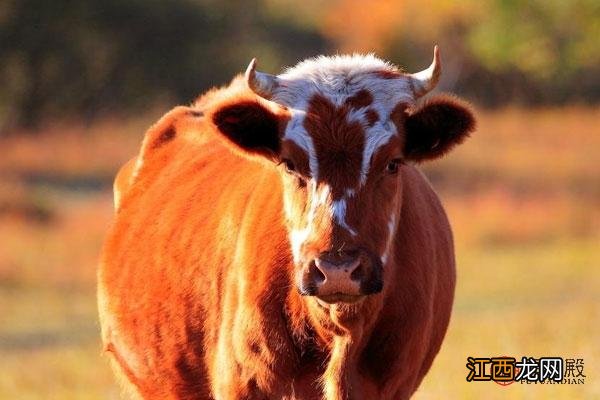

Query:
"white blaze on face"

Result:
[[331, 198, 357, 236], [360, 120, 398, 185], [274, 54, 413, 188], [283, 108, 320, 180], [273, 54, 414, 261], [287, 182, 362, 262]]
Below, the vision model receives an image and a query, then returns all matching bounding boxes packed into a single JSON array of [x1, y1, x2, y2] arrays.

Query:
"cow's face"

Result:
[[209, 51, 474, 304]]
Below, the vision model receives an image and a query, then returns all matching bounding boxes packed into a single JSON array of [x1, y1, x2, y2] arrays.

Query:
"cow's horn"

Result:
[[245, 58, 279, 98], [408, 45, 442, 98]]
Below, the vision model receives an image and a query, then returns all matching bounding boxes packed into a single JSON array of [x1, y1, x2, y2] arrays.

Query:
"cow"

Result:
[[98, 46, 475, 400]]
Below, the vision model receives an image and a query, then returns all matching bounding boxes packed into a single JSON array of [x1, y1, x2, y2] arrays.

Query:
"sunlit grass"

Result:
[[416, 239, 600, 399], [0, 107, 598, 398], [415, 106, 600, 399], [0, 197, 117, 399]]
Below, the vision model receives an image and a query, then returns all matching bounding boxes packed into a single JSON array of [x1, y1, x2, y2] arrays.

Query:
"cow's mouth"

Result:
[[316, 293, 363, 304]]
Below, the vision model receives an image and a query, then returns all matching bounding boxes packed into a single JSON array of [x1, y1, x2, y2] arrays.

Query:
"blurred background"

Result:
[[0, 0, 598, 398]]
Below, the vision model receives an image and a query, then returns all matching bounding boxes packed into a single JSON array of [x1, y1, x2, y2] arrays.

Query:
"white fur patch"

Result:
[[331, 198, 357, 236], [287, 182, 364, 261], [381, 213, 398, 264], [273, 54, 413, 184], [359, 120, 397, 185], [283, 109, 319, 179], [289, 227, 311, 263], [288, 182, 329, 262]]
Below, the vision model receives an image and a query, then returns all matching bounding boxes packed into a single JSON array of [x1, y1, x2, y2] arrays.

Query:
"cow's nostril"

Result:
[[350, 264, 364, 281], [314, 268, 326, 283], [310, 261, 326, 283]]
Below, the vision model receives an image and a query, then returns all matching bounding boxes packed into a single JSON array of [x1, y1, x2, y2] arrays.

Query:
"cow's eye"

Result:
[[281, 158, 296, 174], [385, 159, 401, 175]]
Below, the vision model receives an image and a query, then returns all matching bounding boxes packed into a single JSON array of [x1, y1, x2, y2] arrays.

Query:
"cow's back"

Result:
[[98, 112, 288, 399]]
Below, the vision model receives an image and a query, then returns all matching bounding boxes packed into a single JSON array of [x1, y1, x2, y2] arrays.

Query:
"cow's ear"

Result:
[[210, 99, 284, 160], [403, 95, 475, 162]]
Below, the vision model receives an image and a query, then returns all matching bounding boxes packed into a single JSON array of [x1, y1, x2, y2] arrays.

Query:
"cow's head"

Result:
[[208, 47, 474, 306]]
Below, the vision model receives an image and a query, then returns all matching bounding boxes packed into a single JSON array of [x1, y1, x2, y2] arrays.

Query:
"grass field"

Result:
[[0, 107, 598, 399]]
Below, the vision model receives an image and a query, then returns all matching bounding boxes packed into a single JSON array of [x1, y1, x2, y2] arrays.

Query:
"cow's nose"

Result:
[[309, 252, 363, 297]]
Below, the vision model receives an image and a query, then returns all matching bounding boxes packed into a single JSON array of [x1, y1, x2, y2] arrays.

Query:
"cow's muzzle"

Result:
[[297, 250, 383, 303]]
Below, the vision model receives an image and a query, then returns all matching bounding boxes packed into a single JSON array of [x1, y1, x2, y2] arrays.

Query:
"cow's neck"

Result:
[[322, 329, 365, 400], [288, 294, 383, 400]]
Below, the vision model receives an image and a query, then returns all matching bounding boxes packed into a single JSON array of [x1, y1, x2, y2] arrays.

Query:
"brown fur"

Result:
[[99, 77, 474, 399], [364, 109, 379, 127], [403, 95, 475, 162], [374, 70, 403, 80], [343, 89, 373, 109], [305, 94, 365, 196]]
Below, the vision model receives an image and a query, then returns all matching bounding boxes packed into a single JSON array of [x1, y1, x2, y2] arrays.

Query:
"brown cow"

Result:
[[98, 47, 475, 399]]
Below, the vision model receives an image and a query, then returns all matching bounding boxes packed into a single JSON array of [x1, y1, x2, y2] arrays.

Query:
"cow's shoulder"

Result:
[[112, 106, 210, 211]]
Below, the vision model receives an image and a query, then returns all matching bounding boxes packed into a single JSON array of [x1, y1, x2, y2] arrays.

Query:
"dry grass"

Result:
[[416, 106, 600, 399], [0, 107, 598, 398]]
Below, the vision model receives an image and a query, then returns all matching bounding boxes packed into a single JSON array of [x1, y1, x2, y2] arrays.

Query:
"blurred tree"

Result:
[[0, 0, 329, 133], [311, 0, 600, 106], [464, 0, 600, 105], [1, 0, 599, 132]]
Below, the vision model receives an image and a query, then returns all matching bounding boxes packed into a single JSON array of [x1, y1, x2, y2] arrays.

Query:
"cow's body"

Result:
[[99, 50, 474, 399]]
